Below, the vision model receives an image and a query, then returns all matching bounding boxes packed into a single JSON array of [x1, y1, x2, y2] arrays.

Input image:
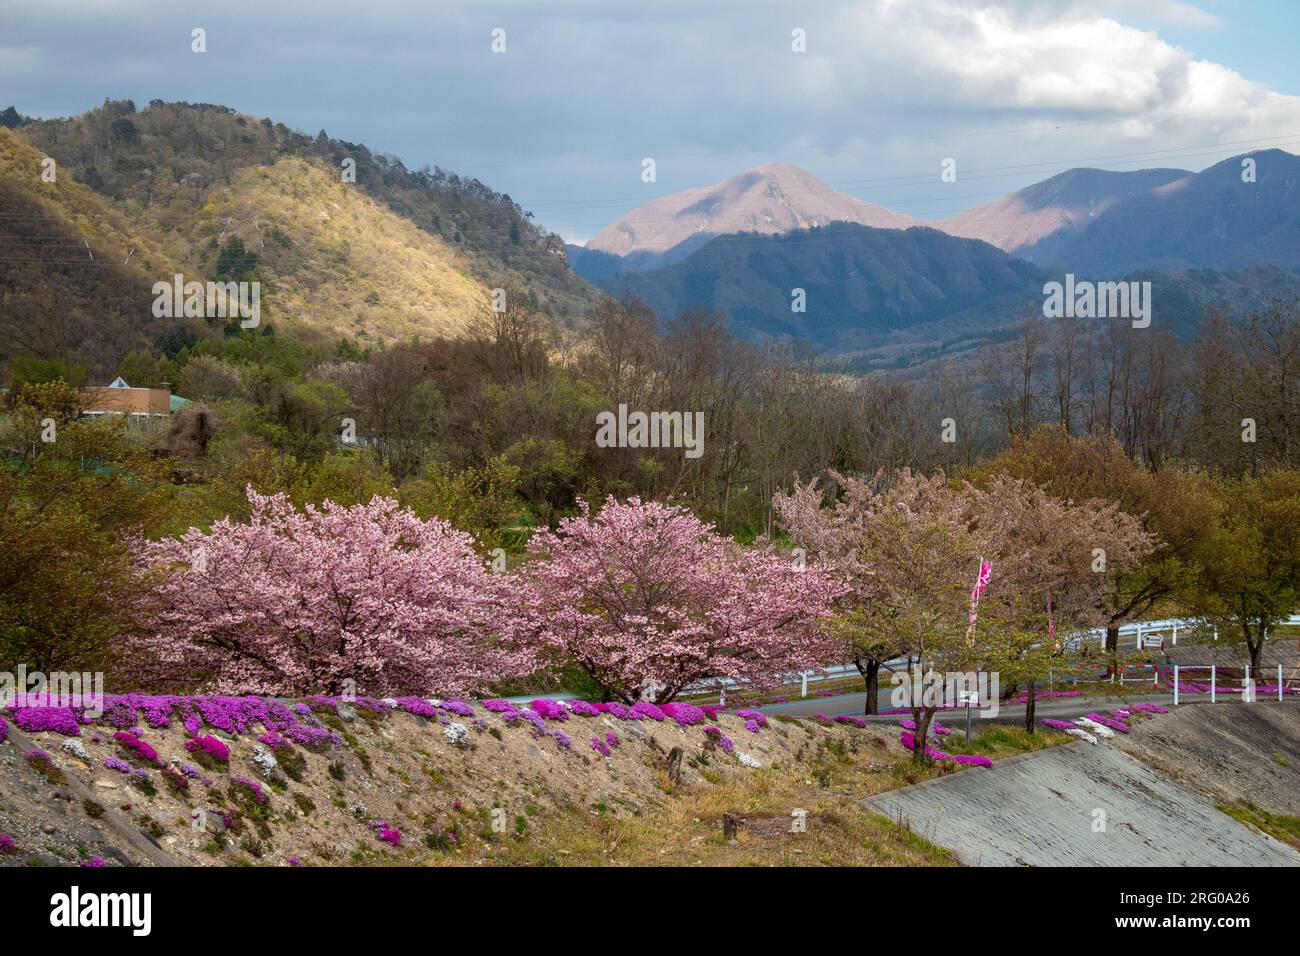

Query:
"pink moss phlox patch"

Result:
[[702, 726, 734, 753], [631, 700, 665, 721], [529, 699, 570, 721], [231, 775, 268, 804], [113, 730, 163, 766], [662, 702, 706, 726], [184, 735, 230, 764]]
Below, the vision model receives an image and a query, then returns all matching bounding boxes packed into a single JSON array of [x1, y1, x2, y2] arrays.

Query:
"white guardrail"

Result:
[[678, 614, 1300, 699], [509, 615, 1300, 704]]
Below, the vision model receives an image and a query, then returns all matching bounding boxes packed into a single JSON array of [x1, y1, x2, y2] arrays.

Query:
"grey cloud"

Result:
[[1, 0, 1292, 242]]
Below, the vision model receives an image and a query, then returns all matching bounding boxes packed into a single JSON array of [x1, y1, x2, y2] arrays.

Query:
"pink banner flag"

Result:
[[966, 560, 992, 641]]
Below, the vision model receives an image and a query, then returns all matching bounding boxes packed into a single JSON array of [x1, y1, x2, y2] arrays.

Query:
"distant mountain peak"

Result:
[[935, 166, 1191, 257], [586, 163, 917, 259], [1037, 148, 1300, 276]]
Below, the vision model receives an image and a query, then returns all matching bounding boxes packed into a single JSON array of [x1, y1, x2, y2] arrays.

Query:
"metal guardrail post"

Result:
[[1211, 665, 1216, 703], [1173, 665, 1179, 706], [1280, 665, 1285, 702]]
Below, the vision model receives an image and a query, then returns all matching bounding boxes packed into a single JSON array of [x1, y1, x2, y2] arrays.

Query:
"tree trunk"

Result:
[[1106, 626, 1120, 679], [912, 706, 937, 765], [666, 747, 684, 787], [1024, 678, 1036, 734], [722, 811, 741, 841], [855, 658, 881, 715]]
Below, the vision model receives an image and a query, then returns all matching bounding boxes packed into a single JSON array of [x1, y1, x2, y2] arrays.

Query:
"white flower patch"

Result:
[[737, 752, 762, 768], [443, 722, 471, 749], [1065, 728, 1099, 745], [252, 745, 279, 775], [1074, 718, 1114, 739], [61, 738, 91, 761]]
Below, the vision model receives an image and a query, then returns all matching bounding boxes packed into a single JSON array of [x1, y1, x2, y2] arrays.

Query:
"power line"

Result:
[[5, 133, 1295, 238], [453, 101, 1300, 172], [0, 256, 115, 264], [527, 134, 1300, 213], [560, 168, 1300, 238], [527, 137, 1300, 225], [582, 195, 1300, 259]]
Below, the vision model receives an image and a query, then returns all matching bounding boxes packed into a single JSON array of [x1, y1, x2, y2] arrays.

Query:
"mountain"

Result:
[[934, 167, 1190, 263], [8, 100, 602, 356], [1042, 149, 1300, 276], [579, 162, 917, 276], [580, 149, 1300, 286], [597, 219, 1300, 368], [600, 222, 1044, 355]]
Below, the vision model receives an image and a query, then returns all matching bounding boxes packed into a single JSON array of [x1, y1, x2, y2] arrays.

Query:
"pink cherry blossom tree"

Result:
[[129, 488, 535, 696], [517, 496, 846, 703]]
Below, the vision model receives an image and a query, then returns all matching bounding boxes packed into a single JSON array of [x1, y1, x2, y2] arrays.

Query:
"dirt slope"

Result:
[[1, 699, 922, 867]]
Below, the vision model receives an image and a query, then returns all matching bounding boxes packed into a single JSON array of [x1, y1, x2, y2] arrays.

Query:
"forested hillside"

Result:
[[0, 127, 208, 380], [9, 100, 600, 357]]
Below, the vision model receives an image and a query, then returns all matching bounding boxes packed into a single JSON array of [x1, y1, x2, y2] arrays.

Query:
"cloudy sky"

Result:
[[4, 0, 1299, 242]]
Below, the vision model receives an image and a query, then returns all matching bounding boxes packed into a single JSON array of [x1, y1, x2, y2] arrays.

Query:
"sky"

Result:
[[3, 0, 1300, 243]]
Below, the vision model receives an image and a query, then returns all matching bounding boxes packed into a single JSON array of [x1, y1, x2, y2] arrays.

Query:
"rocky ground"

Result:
[[0, 698, 934, 867]]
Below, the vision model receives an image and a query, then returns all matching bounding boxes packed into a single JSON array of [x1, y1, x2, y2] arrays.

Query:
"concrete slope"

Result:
[[1116, 700, 1300, 815], [863, 741, 1300, 866]]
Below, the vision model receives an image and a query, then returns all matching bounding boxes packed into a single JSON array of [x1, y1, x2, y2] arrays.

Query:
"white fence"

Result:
[[679, 614, 1300, 702], [1170, 663, 1298, 705]]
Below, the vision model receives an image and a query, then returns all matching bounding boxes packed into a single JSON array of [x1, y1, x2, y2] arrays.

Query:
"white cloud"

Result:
[[842, 1, 1271, 117]]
